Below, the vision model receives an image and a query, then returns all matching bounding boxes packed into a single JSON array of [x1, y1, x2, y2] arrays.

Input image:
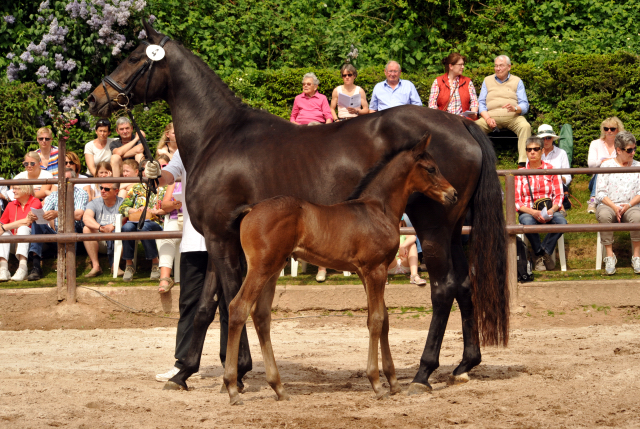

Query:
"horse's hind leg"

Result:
[[251, 274, 289, 401], [380, 302, 401, 395], [363, 266, 393, 399]]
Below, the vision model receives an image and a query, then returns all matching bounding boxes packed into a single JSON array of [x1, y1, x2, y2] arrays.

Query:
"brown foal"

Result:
[[224, 134, 457, 404]]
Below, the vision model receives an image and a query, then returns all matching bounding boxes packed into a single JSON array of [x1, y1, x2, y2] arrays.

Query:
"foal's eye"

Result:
[[426, 166, 436, 174]]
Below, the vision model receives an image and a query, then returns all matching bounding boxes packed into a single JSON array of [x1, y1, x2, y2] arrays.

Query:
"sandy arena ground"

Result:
[[1, 290, 640, 428]]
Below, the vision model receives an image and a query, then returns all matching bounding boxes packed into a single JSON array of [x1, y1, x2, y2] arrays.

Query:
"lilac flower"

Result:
[[36, 65, 50, 77], [47, 81, 58, 89], [6, 53, 15, 60], [39, 0, 50, 12], [138, 29, 146, 39], [42, 51, 49, 57], [18, 63, 27, 71], [70, 81, 93, 97], [66, 0, 81, 18], [37, 77, 50, 85], [65, 59, 77, 71], [148, 14, 156, 24], [124, 41, 134, 49], [79, 1, 89, 19], [54, 53, 65, 69], [3, 15, 15, 24], [134, 0, 146, 12], [61, 83, 69, 91], [20, 51, 34, 63], [37, 16, 45, 23], [7, 63, 19, 81]]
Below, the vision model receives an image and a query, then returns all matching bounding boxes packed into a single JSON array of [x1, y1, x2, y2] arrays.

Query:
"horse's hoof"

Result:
[[375, 390, 390, 400], [390, 385, 403, 396], [221, 383, 244, 394], [277, 393, 291, 402], [447, 373, 470, 386], [229, 395, 243, 406], [406, 382, 432, 396], [163, 381, 187, 391]]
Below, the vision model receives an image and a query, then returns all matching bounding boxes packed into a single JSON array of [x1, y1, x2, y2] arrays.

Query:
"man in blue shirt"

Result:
[[476, 55, 531, 165], [370, 61, 422, 112]]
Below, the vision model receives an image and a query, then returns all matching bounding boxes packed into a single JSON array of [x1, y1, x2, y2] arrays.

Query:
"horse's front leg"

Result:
[[363, 266, 393, 399], [379, 301, 401, 395]]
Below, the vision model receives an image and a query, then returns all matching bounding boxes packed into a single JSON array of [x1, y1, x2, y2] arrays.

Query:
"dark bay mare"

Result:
[[224, 134, 457, 404], [87, 21, 509, 395]]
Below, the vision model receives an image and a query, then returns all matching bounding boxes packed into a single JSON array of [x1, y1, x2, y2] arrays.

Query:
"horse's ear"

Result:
[[142, 19, 160, 42], [413, 133, 431, 158]]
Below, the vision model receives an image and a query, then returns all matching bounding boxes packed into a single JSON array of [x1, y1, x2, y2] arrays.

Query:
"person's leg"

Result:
[[110, 154, 124, 177], [589, 174, 598, 197], [0, 232, 11, 281], [474, 117, 492, 134], [507, 116, 532, 164], [83, 224, 102, 273], [158, 218, 181, 292], [541, 212, 569, 256], [316, 266, 327, 282], [121, 221, 138, 280], [139, 221, 162, 279], [28, 223, 56, 280], [595, 204, 616, 257], [11, 225, 32, 281], [175, 251, 207, 368], [518, 213, 543, 254], [623, 207, 640, 258]]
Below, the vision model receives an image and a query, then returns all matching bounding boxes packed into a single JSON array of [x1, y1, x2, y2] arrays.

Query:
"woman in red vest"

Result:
[[428, 52, 479, 118]]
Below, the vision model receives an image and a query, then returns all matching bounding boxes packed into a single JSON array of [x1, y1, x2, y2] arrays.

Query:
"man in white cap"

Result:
[[538, 124, 572, 192]]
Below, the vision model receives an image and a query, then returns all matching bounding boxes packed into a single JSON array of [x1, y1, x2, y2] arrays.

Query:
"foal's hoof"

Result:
[[229, 395, 244, 406], [447, 373, 470, 386], [375, 390, 390, 400], [163, 381, 187, 391], [406, 382, 432, 396], [220, 383, 244, 394]]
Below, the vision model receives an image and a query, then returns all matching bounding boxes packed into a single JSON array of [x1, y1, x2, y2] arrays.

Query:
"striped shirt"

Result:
[[37, 146, 59, 177], [427, 76, 479, 115], [514, 161, 563, 211], [43, 187, 89, 231]]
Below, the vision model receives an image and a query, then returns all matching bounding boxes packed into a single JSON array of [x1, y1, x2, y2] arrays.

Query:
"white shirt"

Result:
[[84, 138, 114, 174], [541, 145, 572, 185], [163, 150, 207, 253]]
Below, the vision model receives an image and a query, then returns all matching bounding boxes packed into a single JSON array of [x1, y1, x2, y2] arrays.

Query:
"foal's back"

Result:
[[240, 195, 399, 274]]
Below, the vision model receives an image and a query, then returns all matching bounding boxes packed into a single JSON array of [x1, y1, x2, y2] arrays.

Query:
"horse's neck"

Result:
[[164, 44, 243, 165], [360, 159, 412, 222]]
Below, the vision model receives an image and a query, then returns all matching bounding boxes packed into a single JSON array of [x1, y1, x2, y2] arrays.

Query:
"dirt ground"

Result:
[[2, 290, 640, 428]]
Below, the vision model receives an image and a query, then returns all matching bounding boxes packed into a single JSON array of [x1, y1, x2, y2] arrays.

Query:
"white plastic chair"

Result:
[[279, 259, 351, 277], [518, 233, 567, 272]]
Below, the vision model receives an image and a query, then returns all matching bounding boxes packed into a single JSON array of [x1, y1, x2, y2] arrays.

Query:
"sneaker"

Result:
[[27, 267, 43, 281], [156, 366, 180, 382], [111, 267, 125, 277], [0, 268, 10, 282], [11, 267, 28, 281], [84, 266, 103, 278], [123, 265, 135, 281], [587, 197, 596, 214], [315, 270, 326, 282], [632, 257, 640, 274], [534, 255, 546, 271], [542, 253, 556, 271], [603, 254, 617, 275], [150, 264, 161, 280]]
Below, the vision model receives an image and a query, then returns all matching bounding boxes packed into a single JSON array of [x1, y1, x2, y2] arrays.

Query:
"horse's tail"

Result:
[[227, 204, 254, 234], [463, 120, 509, 347]]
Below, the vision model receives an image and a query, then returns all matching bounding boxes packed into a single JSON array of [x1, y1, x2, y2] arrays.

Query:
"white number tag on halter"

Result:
[[146, 45, 165, 61]]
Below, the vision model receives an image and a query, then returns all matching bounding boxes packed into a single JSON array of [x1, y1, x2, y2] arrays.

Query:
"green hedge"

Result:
[[2, 51, 639, 178]]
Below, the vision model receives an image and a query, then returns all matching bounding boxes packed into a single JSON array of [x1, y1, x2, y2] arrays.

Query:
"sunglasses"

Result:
[[542, 136, 554, 140], [341, 73, 354, 78], [525, 147, 541, 152], [65, 160, 74, 165], [23, 161, 37, 167], [623, 147, 637, 154], [160, 164, 168, 169], [604, 127, 617, 132], [97, 119, 111, 127], [37, 137, 52, 141], [99, 186, 114, 191]]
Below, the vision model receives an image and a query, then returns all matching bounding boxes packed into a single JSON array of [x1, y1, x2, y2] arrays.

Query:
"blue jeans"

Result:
[[589, 174, 598, 198], [518, 212, 568, 256], [122, 220, 162, 261], [29, 220, 85, 258]]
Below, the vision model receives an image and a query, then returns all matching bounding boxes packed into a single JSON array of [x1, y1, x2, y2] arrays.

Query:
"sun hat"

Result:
[[537, 124, 559, 140]]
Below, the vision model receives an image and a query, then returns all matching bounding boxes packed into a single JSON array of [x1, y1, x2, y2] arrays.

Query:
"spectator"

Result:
[[0, 178, 9, 211], [428, 53, 479, 117], [587, 117, 624, 214], [0, 184, 41, 281], [26, 168, 89, 281], [118, 159, 140, 199], [118, 159, 166, 282], [595, 132, 640, 275], [156, 123, 178, 159], [109, 117, 146, 177], [476, 55, 531, 165], [515, 136, 566, 271], [64, 151, 89, 192], [369, 61, 422, 112], [387, 216, 427, 286], [290, 73, 333, 125], [35, 127, 58, 177], [330, 64, 369, 121], [157, 155, 181, 293], [14, 151, 53, 200], [87, 161, 113, 202], [84, 118, 114, 177], [82, 181, 123, 277], [538, 124, 572, 210]]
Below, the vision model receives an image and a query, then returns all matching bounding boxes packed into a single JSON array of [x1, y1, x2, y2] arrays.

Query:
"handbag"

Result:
[[525, 175, 553, 211]]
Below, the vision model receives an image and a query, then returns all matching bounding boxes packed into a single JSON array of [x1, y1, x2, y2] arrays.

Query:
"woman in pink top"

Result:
[[290, 73, 333, 125], [587, 117, 625, 213]]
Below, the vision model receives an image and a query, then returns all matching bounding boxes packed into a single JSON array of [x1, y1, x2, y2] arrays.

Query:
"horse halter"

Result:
[[101, 35, 170, 109]]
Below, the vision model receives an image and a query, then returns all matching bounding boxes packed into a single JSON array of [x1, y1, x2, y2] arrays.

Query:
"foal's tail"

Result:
[[227, 205, 254, 234], [463, 120, 509, 347]]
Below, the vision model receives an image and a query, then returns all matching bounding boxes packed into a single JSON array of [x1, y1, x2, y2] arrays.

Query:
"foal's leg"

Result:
[[379, 301, 401, 395], [363, 265, 394, 399], [251, 274, 289, 401]]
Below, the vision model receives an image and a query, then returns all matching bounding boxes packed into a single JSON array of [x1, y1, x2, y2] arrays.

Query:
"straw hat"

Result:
[[537, 124, 559, 140]]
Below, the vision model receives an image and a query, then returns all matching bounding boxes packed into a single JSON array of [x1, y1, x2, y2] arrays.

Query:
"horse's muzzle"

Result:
[[445, 189, 458, 206]]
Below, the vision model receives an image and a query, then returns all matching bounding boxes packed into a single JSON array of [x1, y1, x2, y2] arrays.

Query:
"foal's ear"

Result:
[[412, 133, 431, 158], [142, 19, 160, 42]]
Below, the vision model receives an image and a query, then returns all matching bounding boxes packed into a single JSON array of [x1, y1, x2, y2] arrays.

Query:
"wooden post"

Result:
[[56, 136, 67, 301], [504, 175, 518, 305], [66, 182, 76, 303]]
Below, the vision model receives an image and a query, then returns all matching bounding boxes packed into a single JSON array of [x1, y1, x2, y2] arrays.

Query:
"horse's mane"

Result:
[[346, 138, 420, 201]]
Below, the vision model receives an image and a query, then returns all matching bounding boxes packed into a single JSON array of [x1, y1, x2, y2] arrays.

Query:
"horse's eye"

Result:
[[426, 167, 436, 174], [128, 56, 141, 63]]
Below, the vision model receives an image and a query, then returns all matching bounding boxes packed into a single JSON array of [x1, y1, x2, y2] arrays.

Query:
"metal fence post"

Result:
[[504, 175, 518, 305]]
